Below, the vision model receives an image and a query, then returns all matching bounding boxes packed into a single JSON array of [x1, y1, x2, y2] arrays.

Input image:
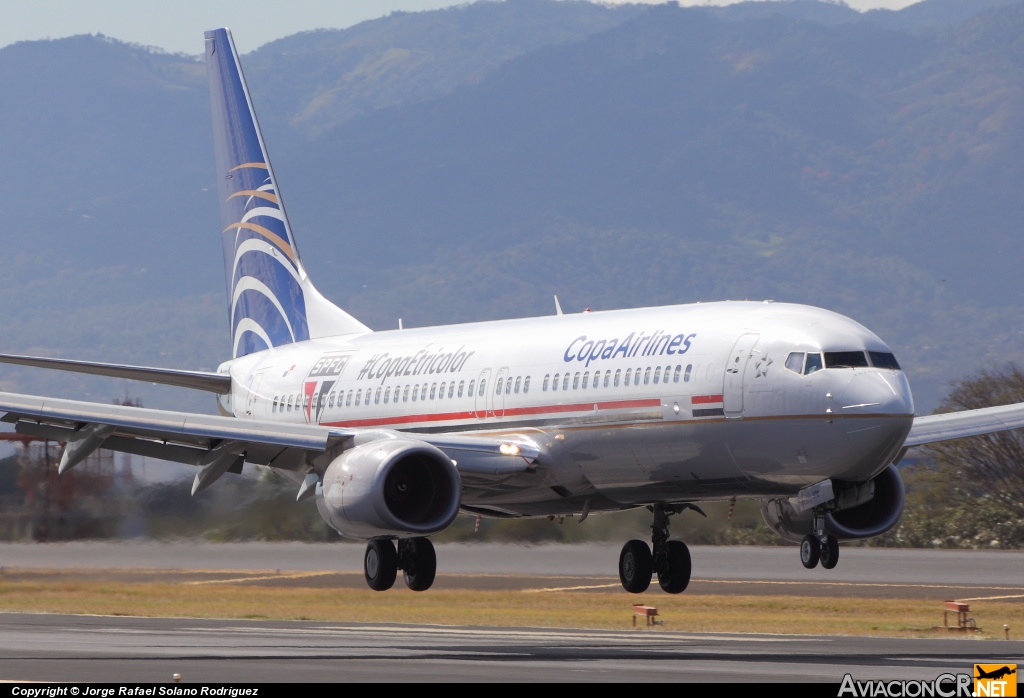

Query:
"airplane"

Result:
[[975, 667, 1017, 681], [3, 27, 1024, 594]]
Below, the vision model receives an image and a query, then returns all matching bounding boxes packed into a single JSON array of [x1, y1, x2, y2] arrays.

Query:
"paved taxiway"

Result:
[[1, 613, 1021, 683]]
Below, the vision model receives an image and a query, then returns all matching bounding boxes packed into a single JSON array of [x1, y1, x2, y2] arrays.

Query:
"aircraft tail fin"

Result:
[[205, 28, 370, 359]]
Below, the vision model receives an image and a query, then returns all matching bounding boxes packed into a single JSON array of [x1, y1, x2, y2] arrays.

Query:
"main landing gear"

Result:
[[799, 510, 840, 570], [618, 503, 700, 594], [364, 537, 437, 591]]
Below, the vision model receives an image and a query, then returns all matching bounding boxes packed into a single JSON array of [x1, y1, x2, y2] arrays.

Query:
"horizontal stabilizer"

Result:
[[0, 353, 231, 394]]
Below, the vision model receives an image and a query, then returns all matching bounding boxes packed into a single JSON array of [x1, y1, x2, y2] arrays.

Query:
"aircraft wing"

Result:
[[904, 402, 1024, 447], [0, 353, 230, 393], [0, 391, 536, 493]]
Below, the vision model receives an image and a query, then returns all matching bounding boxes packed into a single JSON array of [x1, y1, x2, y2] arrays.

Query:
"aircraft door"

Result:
[[493, 367, 509, 418], [474, 368, 491, 419], [723, 333, 759, 418]]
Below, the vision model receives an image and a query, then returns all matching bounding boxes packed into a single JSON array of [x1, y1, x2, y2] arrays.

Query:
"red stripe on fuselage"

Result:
[[321, 397, 661, 428], [691, 394, 724, 405]]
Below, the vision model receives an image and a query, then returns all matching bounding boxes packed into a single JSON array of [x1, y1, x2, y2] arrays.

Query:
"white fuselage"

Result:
[[223, 301, 914, 517]]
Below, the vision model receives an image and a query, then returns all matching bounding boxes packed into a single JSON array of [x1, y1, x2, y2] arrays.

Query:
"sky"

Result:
[[1, 0, 921, 55]]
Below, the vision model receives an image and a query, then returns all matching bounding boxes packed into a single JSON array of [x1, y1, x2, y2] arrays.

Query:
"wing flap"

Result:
[[905, 402, 1024, 446]]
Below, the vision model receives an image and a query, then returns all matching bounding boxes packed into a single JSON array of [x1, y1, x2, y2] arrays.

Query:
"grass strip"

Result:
[[2, 577, 1022, 639]]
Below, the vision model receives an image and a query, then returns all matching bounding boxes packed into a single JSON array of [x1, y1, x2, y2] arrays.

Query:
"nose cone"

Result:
[[838, 370, 914, 416]]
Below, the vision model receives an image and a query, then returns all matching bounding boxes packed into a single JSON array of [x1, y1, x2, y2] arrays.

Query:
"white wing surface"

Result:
[[904, 402, 1024, 447]]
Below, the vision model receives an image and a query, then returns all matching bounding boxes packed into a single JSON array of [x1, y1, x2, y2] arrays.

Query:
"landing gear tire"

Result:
[[401, 537, 437, 592], [819, 535, 839, 570], [657, 540, 691, 594], [364, 538, 398, 591], [800, 534, 820, 569], [619, 539, 653, 594]]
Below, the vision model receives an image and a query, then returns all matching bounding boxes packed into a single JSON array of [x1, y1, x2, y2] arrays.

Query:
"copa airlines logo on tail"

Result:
[[223, 161, 310, 358]]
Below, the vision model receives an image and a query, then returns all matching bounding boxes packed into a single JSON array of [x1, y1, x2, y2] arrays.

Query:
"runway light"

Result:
[[499, 443, 521, 456]]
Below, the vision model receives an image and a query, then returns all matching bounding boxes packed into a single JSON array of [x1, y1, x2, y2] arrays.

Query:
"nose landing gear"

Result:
[[363, 537, 437, 591], [618, 502, 701, 594]]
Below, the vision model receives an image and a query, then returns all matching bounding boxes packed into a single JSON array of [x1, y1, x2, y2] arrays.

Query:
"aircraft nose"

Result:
[[838, 370, 914, 416]]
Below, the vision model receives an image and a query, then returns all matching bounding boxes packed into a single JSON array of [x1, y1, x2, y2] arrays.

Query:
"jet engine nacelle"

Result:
[[760, 464, 905, 542], [316, 439, 462, 540]]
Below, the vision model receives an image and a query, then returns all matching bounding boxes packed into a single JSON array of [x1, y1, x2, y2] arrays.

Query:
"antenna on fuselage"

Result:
[[398, 318, 404, 330], [553, 296, 563, 316]]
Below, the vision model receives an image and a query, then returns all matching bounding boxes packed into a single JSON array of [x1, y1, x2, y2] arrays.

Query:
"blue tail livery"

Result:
[[205, 28, 369, 358]]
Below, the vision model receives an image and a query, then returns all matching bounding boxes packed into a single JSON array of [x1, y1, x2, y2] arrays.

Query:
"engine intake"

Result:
[[760, 464, 905, 542], [317, 439, 462, 540]]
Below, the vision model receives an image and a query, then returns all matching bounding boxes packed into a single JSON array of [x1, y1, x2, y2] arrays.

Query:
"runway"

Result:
[[2, 542, 1023, 599], [1, 613, 1021, 683], [1, 543, 1022, 683]]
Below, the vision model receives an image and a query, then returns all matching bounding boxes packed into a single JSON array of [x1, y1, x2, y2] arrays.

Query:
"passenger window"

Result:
[[479, 379, 486, 396], [514, 377, 521, 394], [495, 378, 503, 395], [786, 352, 805, 374], [805, 353, 823, 374], [448, 383, 455, 398], [304, 394, 311, 409], [582, 372, 589, 389], [592, 370, 600, 388], [644, 367, 651, 385], [869, 351, 900, 370], [653, 367, 661, 384], [355, 390, 361, 406], [328, 392, 335, 408], [523, 376, 530, 393], [673, 365, 681, 383], [624, 368, 632, 385], [604, 371, 611, 388], [439, 382, 446, 399], [506, 377, 513, 395], [403, 385, 410, 402], [684, 364, 692, 382], [422, 383, 429, 399], [412, 386, 418, 402], [573, 372, 580, 390], [375, 388, 381, 404], [427, 384, 434, 400], [635, 369, 641, 386], [467, 380, 475, 397], [286, 395, 292, 412], [614, 369, 621, 387], [272, 397, 278, 413], [542, 374, 550, 391], [552, 373, 559, 391], [384, 387, 390, 404], [458, 380, 465, 398], [346, 391, 353, 407]]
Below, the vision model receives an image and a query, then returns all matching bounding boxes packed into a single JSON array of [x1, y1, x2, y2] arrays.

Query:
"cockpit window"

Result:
[[785, 352, 805, 373], [824, 351, 869, 368], [869, 351, 900, 370], [804, 353, 823, 374]]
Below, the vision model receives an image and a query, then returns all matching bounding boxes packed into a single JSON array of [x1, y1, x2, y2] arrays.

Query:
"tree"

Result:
[[924, 363, 1024, 522]]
